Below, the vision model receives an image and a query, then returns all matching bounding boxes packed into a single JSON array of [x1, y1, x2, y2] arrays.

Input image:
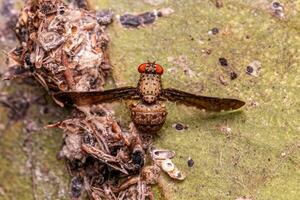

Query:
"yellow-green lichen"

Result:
[[102, 0, 300, 199]]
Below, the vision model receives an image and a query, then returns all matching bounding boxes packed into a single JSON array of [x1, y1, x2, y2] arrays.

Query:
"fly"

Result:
[[54, 62, 245, 133]]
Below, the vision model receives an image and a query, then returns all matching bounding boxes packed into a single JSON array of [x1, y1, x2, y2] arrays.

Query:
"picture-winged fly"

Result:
[[54, 62, 245, 133]]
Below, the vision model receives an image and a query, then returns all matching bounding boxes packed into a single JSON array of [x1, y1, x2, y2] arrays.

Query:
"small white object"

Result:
[[161, 159, 175, 172]]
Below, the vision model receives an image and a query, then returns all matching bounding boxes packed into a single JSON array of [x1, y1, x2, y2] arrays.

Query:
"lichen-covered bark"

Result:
[[0, 0, 299, 200], [102, 0, 300, 199]]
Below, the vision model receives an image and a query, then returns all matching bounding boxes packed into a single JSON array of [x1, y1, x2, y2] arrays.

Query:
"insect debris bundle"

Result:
[[6, 0, 111, 92]]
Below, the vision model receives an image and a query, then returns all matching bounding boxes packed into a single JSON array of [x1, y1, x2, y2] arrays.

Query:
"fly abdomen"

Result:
[[130, 102, 167, 134]]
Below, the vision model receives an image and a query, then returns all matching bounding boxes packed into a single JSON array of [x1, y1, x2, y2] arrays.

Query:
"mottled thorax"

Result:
[[138, 74, 162, 104]]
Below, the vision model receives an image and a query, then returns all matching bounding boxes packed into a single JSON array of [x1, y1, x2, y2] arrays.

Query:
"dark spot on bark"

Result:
[[175, 123, 184, 130], [211, 27, 219, 35], [230, 71, 238, 80], [139, 12, 156, 24], [219, 57, 228, 66], [246, 66, 254, 74], [120, 14, 141, 27], [187, 158, 194, 167]]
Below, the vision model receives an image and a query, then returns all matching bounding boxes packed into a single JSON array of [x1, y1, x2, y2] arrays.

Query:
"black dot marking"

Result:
[[219, 57, 228, 66], [246, 66, 253, 74], [230, 71, 238, 80], [187, 158, 194, 167], [211, 27, 219, 35], [175, 123, 184, 130]]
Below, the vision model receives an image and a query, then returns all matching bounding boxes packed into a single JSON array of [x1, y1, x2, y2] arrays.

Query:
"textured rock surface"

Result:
[[0, 0, 299, 199]]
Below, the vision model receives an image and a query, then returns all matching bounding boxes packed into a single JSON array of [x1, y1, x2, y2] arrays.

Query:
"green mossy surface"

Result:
[[1, 0, 300, 199], [98, 0, 300, 199]]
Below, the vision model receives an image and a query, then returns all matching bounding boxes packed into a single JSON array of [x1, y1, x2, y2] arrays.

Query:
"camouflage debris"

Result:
[[118, 8, 174, 28], [7, 0, 112, 92]]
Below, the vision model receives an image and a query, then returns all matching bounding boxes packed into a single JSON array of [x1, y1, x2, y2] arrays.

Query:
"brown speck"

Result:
[[219, 57, 228, 66], [215, 0, 223, 8], [230, 71, 238, 80]]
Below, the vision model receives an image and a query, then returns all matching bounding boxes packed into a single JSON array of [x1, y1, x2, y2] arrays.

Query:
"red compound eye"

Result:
[[155, 64, 164, 75], [138, 63, 147, 73]]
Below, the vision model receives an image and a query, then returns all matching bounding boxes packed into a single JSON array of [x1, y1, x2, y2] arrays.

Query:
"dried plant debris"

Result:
[[52, 106, 143, 173], [48, 105, 169, 199], [118, 8, 174, 28], [6, 0, 113, 92]]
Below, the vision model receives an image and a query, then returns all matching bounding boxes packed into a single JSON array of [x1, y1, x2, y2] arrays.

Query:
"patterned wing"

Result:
[[53, 87, 138, 106], [161, 88, 245, 112]]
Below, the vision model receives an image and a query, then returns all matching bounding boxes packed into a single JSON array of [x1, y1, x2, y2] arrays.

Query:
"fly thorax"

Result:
[[138, 74, 162, 104]]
